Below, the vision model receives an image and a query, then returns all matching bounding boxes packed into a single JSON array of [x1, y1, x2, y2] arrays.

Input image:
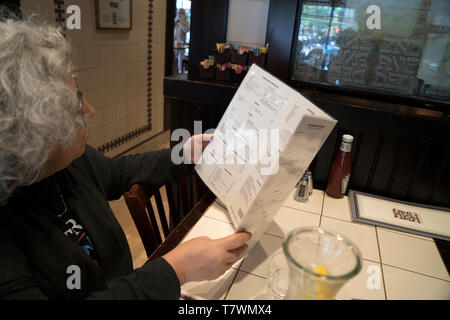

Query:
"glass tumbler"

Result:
[[283, 227, 362, 300], [266, 248, 289, 300]]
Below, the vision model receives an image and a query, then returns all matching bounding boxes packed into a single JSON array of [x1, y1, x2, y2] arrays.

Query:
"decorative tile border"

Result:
[[54, 0, 67, 36], [98, 124, 151, 153]]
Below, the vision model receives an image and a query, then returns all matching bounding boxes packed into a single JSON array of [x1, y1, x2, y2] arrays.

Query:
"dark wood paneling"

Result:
[[164, 77, 237, 106], [351, 133, 379, 190], [165, 0, 176, 76], [411, 145, 442, 203], [188, 0, 229, 78], [371, 138, 401, 194], [389, 142, 422, 200], [265, 0, 298, 81], [433, 151, 450, 207], [165, 77, 450, 208]]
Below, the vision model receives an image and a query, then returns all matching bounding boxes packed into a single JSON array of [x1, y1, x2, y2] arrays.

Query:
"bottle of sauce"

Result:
[[325, 134, 353, 198]]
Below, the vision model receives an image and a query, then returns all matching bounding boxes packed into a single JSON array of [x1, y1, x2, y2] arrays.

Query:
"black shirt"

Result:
[[0, 144, 194, 299]]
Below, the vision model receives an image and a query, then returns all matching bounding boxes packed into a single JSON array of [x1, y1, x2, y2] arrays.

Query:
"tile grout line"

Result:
[[381, 263, 450, 283], [263, 231, 286, 239], [282, 205, 322, 217], [375, 226, 388, 300], [319, 192, 325, 227], [319, 211, 435, 244], [203, 215, 233, 225], [223, 260, 247, 300], [361, 257, 382, 265], [376, 227, 434, 243], [235, 268, 268, 280]]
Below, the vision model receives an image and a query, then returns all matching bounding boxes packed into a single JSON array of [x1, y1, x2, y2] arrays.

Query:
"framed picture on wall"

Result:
[[96, 0, 132, 30]]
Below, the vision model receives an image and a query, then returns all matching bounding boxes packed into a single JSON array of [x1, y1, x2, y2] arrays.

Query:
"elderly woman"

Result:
[[0, 17, 251, 299]]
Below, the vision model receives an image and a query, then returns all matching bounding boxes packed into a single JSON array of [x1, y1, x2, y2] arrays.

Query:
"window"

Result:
[[291, 0, 449, 102]]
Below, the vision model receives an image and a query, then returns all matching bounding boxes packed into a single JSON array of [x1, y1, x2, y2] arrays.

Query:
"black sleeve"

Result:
[[81, 145, 195, 201], [0, 223, 180, 300], [86, 258, 181, 300], [0, 225, 48, 300]]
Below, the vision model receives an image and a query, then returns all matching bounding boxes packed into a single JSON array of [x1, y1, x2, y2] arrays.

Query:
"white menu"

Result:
[[195, 64, 336, 243]]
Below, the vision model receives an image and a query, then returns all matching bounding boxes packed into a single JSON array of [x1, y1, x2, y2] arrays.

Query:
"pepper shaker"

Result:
[[306, 171, 313, 196]]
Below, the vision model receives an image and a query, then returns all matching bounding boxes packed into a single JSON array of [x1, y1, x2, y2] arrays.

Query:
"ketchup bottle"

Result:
[[325, 134, 353, 198]]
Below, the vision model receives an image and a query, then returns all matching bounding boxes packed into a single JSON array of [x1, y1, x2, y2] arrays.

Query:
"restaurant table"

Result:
[[152, 188, 450, 300]]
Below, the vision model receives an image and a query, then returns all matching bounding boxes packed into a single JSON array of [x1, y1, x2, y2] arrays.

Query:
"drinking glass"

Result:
[[266, 248, 288, 300], [283, 227, 362, 300]]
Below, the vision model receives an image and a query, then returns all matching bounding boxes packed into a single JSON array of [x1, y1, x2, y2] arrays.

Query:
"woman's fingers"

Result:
[[201, 134, 213, 149], [224, 244, 249, 263], [184, 134, 214, 164], [217, 232, 252, 251]]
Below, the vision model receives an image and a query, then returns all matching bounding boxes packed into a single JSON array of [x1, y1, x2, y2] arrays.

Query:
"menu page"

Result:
[[195, 64, 336, 234]]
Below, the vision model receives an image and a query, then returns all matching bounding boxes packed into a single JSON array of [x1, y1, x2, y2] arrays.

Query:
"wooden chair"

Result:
[[123, 173, 211, 259]]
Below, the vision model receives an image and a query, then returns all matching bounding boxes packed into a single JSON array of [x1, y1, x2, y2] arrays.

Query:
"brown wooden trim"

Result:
[[124, 187, 161, 257], [148, 191, 215, 261]]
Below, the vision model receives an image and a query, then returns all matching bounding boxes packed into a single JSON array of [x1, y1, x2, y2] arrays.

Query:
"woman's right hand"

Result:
[[162, 232, 252, 285]]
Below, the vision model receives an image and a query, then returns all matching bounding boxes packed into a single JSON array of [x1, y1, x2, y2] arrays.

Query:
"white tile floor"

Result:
[[178, 188, 450, 300]]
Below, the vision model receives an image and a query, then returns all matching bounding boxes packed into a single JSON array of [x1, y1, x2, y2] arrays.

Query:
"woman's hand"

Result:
[[163, 232, 252, 284], [183, 133, 214, 164]]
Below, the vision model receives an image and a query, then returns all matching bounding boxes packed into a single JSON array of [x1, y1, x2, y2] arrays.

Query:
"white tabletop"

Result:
[[180, 188, 450, 300]]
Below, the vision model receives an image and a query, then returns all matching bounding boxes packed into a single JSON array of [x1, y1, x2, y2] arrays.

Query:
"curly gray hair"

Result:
[[0, 15, 84, 205]]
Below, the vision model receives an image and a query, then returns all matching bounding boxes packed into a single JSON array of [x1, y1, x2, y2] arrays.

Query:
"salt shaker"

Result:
[[294, 174, 309, 202]]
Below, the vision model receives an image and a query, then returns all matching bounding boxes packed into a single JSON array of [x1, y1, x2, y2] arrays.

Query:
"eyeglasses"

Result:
[[72, 77, 84, 117]]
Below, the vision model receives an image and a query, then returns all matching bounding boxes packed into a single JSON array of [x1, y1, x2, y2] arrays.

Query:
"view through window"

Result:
[[291, 0, 449, 102], [173, 0, 191, 75]]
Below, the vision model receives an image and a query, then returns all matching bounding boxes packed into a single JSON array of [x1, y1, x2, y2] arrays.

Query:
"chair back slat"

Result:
[[124, 172, 204, 258], [123, 189, 159, 257], [192, 174, 199, 205], [154, 190, 170, 237], [165, 183, 177, 230], [145, 201, 163, 245], [179, 178, 189, 219]]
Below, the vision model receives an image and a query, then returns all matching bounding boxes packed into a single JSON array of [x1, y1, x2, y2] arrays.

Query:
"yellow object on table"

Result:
[[314, 265, 329, 276], [313, 264, 333, 300]]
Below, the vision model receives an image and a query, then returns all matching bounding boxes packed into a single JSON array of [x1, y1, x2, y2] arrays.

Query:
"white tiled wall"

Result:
[[21, 0, 167, 158]]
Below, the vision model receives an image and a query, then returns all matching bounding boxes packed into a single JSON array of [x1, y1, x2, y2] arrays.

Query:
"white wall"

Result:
[[226, 0, 270, 47]]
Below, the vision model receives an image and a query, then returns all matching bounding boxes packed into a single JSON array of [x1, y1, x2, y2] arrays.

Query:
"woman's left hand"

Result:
[[183, 133, 214, 164]]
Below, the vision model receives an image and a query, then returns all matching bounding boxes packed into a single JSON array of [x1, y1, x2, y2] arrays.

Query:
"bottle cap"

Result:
[[342, 134, 354, 143]]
